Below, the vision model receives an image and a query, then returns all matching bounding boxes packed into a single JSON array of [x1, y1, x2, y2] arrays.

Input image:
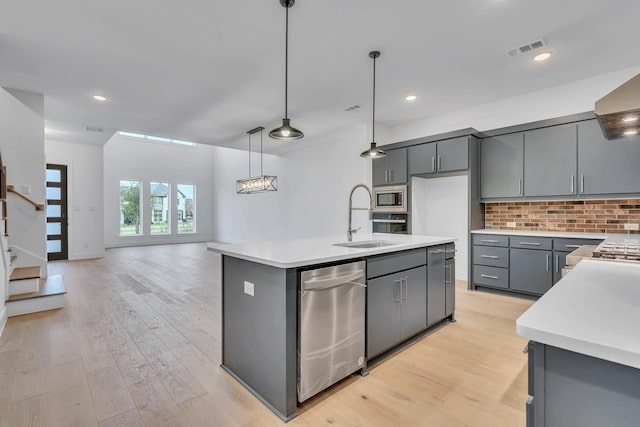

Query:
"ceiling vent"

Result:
[[507, 39, 546, 56], [85, 126, 104, 133], [344, 104, 361, 112]]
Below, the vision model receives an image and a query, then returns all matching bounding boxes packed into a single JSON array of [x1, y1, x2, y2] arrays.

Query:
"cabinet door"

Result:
[[510, 248, 553, 295], [400, 266, 427, 339], [366, 273, 402, 357], [480, 133, 524, 199], [445, 258, 455, 317], [386, 149, 407, 184], [437, 136, 469, 173], [427, 247, 446, 326], [372, 157, 389, 186], [578, 119, 640, 195], [524, 124, 577, 197], [408, 143, 437, 176], [553, 251, 568, 285]]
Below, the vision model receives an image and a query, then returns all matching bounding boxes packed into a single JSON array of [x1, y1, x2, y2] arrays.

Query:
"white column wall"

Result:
[[45, 139, 105, 259]]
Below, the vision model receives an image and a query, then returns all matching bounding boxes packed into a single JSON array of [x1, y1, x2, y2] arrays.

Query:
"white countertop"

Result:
[[206, 233, 456, 268], [472, 229, 608, 239], [516, 259, 640, 369]]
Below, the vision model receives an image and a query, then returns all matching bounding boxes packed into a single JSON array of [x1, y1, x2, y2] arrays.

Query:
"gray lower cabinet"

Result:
[[372, 148, 407, 186], [509, 248, 552, 295], [528, 342, 640, 427], [480, 133, 524, 199], [445, 256, 455, 317], [427, 247, 446, 326], [366, 266, 427, 358], [409, 137, 469, 176], [524, 123, 577, 197], [578, 119, 640, 195], [552, 251, 567, 285]]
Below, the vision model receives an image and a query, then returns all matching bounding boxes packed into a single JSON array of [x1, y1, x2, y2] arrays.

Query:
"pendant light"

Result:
[[269, 0, 304, 141], [360, 50, 386, 158], [237, 127, 278, 194]]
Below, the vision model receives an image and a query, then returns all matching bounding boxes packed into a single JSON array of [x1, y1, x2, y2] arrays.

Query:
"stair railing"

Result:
[[6, 185, 45, 211]]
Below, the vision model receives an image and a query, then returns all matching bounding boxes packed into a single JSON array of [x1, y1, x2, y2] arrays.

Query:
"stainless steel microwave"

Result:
[[372, 185, 407, 213]]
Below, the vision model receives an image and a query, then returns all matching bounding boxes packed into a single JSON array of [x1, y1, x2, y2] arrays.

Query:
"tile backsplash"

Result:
[[484, 199, 640, 234]]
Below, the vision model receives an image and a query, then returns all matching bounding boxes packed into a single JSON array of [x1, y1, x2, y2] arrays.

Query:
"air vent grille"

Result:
[[507, 39, 546, 56], [344, 105, 361, 112], [85, 126, 104, 133]]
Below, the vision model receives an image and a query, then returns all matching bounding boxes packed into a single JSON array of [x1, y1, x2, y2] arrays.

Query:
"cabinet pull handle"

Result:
[[437, 156, 442, 171], [431, 156, 436, 172], [481, 239, 499, 243], [481, 274, 499, 280], [445, 264, 451, 286], [394, 279, 402, 303], [481, 255, 499, 259], [519, 241, 541, 246], [564, 244, 581, 249], [580, 174, 585, 193], [555, 254, 560, 273], [403, 276, 408, 302], [518, 179, 522, 196], [571, 175, 575, 193], [546, 254, 550, 272], [388, 169, 393, 182]]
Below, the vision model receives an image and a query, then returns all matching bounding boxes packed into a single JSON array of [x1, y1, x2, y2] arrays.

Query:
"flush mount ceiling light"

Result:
[[93, 94, 107, 102], [269, 0, 303, 141], [361, 51, 386, 159], [237, 127, 278, 194], [405, 94, 417, 102], [533, 51, 553, 62]]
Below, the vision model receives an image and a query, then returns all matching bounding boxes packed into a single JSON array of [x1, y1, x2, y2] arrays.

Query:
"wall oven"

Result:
[[373, 185, 407, 213], [372, 213, 408, 234]]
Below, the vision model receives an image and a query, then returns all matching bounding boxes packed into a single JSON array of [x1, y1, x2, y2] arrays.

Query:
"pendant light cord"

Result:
[[260, 129, 264, 175], [248, 132, 252, 178], [284, 3, 289, 118], [372, 53, 376, 143]]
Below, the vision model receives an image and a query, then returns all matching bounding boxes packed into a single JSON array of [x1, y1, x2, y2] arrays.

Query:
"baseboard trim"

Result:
[[0, 305, 8, 338], [69, 251, 106, 260]]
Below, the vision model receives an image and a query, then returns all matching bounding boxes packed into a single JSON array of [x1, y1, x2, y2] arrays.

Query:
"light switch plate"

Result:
[[22, 184, 31, 194], [507, 222, 517, 228], [624, 223, 639, 231], [244, 281, 255, 296]]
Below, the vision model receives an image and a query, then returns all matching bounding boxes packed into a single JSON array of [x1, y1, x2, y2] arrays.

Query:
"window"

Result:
[[177, 184, 195, 233], [120, 180, 142, 236], [150, 182, 170, 234], [118, 131, 196, 147]]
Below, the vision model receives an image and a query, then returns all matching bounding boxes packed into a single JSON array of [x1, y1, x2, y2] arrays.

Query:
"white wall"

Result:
[[412, 176, 468, 280], [0, 88, 47, 276], [104, 133, 216, 247], [210, 145, 288, 243], [45, 139, 105, 259]]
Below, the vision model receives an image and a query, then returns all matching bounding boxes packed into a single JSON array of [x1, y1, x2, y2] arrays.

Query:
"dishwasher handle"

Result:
[[303, 270, 365, 291]]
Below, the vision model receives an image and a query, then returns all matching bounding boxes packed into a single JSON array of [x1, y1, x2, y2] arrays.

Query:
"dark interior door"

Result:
[[46, 164, 68, 261]]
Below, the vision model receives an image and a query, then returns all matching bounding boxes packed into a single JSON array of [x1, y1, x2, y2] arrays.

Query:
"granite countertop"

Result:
[[516, 259, 640, 369], [206, 233, 456, 268], [471, 229, 608, 239]]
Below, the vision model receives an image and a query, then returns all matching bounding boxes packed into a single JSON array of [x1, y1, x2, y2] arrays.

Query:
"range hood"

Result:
[[594, 73, 640, 140]]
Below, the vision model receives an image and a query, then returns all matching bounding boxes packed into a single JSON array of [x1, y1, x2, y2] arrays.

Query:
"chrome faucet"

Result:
[[348, 184, 373, 241]]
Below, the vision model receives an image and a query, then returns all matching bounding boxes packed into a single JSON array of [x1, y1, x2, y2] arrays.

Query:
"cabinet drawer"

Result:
[[473, 246, 509, 268], [367, 248, 426, 279], [553, 238, 604, 252], [474, 265, 509, 289], [473, 234, 509, 247], [510, 237, 552, 250]]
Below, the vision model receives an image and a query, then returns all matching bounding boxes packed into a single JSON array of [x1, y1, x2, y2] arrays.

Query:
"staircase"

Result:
[[6, 264, 66, 317]]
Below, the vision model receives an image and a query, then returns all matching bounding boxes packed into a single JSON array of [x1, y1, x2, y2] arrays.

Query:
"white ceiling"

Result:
[[2, 0, 640, 153]]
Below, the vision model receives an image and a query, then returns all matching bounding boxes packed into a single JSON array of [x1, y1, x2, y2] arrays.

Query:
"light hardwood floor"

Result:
[[0, 243, 535, 426]]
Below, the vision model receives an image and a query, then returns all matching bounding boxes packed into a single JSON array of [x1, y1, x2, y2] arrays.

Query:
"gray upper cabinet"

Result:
[[578, 119, 640, 195], [524, 123, 577, 197], [408, 137, 469, 176], [480, 133, 524, 199], [373, 148, 407, 186]]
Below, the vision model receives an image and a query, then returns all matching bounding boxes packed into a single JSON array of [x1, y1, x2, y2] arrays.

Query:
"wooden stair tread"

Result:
[[10, 266, 40, 281], [7, 275, 66, 302]]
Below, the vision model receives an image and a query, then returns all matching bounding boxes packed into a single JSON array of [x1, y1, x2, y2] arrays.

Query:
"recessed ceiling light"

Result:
[[405, 94, 417, 102], [623, 129, 638, 136], [93, 94, 107, 102], [533, 51, 553, 62], [622, 116, 638, 123]]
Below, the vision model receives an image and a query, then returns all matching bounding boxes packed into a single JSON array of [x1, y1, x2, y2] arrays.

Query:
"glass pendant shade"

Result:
[[269, 118, 304, 140], [236, 127, 278, 194], [360, 142, 386, 158]]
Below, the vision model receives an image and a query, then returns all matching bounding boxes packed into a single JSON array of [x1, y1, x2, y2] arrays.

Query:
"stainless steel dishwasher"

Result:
[[298, 260, 366, 402]]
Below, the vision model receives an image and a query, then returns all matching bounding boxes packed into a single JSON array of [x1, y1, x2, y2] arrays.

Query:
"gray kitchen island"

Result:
[[207, 233, 456, 421]]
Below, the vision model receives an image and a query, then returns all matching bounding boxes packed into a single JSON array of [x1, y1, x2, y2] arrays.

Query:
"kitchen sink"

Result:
[[333, 240, 396, 249]]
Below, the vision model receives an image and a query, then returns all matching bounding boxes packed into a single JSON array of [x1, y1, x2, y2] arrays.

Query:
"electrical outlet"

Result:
[[244, 281, 255, 296], [624, 223, 639, 231], [507, 222, 517, 228]]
